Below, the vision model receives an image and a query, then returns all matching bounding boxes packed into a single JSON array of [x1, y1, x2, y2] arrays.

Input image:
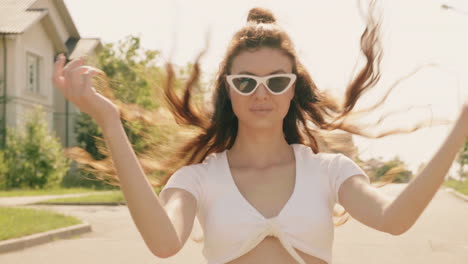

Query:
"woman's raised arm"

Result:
[[51, 54, 182, 258]]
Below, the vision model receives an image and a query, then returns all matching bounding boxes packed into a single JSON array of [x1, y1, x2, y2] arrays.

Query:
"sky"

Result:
[[63, 0, 468, 176]]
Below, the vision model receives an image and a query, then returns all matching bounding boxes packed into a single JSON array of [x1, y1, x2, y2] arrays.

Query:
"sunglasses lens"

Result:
[[267, 76, 291, 93], [232, 77, 257, 93]]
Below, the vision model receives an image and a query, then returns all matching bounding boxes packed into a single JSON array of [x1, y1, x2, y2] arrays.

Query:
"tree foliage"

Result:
[[71, 35, 205, 187]]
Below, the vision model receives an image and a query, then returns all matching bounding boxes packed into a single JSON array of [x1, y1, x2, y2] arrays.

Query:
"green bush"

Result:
[[1, 105, 71, 190], [372, 156, 413, 183], [0, 150, 8, 189]]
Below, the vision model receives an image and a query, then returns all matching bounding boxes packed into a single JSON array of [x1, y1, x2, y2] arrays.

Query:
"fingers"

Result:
[[53, 53, 65, 79], [53, 54, 103, 101], [63, 56, 86, 74], [52, 54, 67, 90], [83, 69, 100, 96], [63, 57, 86, 85], [69, 66, 98, 97], [62, 57, 86, 98]]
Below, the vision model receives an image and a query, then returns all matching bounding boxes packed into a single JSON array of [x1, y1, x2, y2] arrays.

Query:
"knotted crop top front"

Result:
[[160, 143, 369, 264]]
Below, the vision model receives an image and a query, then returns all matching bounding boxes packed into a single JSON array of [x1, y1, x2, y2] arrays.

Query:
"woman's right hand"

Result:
[[51, 53, 120, 126]]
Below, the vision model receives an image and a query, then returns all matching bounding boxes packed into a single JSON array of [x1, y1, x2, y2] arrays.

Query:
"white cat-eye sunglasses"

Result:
[[225, 73, 297, 96]]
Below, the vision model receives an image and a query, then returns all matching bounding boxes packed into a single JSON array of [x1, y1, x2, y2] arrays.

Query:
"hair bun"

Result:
[[247, 7, 276, 24]]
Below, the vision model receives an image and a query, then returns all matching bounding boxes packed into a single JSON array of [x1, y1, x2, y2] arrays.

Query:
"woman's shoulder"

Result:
[[292, 143, 339, 160], [179, 149, 226, 176]]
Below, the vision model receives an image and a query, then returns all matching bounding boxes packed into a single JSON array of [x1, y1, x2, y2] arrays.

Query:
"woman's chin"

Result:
[[242, 119, 278, 130]]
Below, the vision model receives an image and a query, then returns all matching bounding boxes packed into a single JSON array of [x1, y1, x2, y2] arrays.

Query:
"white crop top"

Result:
[[160, 143, 369, 264]]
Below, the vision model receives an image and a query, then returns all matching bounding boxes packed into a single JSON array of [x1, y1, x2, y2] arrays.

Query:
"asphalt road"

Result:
[[0, 184, 467, 264]]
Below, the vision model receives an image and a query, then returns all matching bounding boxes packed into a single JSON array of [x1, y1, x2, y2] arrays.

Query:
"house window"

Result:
[[27, 53, 40, 93]]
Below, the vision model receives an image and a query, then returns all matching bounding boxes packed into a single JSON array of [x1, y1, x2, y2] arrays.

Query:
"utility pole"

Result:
[[1, 34, 8, 149]]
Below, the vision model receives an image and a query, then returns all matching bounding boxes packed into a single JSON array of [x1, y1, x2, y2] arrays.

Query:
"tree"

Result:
[[70, 34, 205, 187]]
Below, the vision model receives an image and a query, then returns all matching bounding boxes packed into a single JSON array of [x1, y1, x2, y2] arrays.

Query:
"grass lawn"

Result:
[[444, 178, 468, 196], [36, 186, 164, 205], [0, 187, 111, 197], [38, 191, 126, 204], [0, 206, 83, 241], [39, 188, 161, 204], [0, 186, 163, 198]]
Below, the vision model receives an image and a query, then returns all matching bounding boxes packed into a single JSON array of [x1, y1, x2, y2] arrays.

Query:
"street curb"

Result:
[[444, 187, 468, 202], [0, 222, 92, 254]]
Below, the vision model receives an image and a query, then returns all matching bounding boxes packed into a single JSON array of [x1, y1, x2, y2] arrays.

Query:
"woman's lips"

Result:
[[250, 105, 273, 111], [250, 108, 273, 114]]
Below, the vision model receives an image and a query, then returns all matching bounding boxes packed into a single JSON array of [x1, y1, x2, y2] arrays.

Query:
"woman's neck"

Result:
[[228, 124, 294, 169]]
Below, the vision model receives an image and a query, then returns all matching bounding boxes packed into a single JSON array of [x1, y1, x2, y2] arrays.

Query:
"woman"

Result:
[[52, 4, 468, 264]]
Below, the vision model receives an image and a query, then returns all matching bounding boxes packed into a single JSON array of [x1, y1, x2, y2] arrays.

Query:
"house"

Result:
[[0, 0, 102, 149]]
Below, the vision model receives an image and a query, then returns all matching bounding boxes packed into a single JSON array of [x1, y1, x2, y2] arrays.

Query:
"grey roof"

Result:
[[69, 38, 102, 59], [0, 0, 37, 10], [0, 0, 102, 56], [0, 0, 47, 34]]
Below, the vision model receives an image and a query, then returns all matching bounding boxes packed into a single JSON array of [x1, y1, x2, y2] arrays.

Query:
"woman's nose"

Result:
[[254, 83, 269, 98]]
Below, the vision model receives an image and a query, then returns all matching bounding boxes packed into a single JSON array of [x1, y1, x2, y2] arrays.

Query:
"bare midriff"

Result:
[[225, 236, 328, 264]]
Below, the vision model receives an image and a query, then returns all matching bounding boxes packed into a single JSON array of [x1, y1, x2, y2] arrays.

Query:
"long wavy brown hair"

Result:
[[65, 1, 449, 232]]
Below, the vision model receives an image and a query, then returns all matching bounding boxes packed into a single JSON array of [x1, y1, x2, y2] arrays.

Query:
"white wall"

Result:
[[15, 21, 55, 134]]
